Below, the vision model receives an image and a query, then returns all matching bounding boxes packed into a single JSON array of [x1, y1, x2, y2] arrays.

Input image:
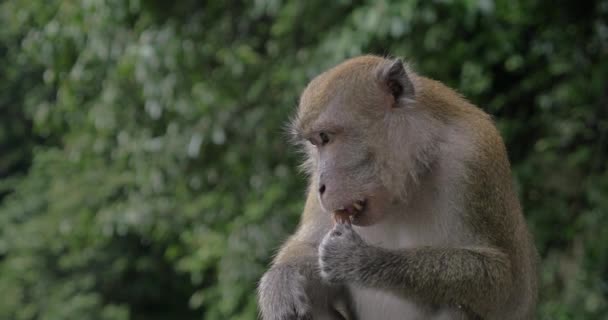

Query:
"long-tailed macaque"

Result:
[[258, 55, 538, 320]]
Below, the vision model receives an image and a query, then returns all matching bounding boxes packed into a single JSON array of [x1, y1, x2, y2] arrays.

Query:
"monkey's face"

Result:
[[306, 103, 391, 225], [292, 57, 407, 226]]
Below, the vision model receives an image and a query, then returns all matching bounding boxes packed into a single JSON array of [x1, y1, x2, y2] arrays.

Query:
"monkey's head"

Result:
[[291, 55, 442, 226]]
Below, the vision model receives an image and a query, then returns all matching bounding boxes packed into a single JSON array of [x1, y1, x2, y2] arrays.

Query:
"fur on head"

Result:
[[289, 55, 444, 225]]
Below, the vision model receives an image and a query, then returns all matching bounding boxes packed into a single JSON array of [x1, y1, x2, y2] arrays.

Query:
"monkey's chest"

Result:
[[347, 213, 464, 319], [347, 286, 459, 320], [353, 214, 442, 250], [348, 286, 423, 319]]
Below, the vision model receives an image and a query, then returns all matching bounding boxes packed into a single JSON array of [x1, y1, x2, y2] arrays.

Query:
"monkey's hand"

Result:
[[318, 222, 369, 284], [258, 264, 313, 320]]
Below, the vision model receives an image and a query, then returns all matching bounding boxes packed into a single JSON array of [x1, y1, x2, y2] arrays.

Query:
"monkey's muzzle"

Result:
[[333, 199, 367, 224]]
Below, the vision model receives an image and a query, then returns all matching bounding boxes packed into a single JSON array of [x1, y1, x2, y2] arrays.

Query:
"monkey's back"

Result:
[[418, 76, 538, 318]]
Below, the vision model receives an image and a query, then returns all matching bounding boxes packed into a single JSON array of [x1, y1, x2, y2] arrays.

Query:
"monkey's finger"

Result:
[[330, 227, 344, 237], [281, 314, 311, 320], [330, 222, 351, 237], [288, 309, 312, 320]]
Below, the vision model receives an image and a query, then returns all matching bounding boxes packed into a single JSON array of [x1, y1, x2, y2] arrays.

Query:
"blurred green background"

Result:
[[0, 0, 606, 319]]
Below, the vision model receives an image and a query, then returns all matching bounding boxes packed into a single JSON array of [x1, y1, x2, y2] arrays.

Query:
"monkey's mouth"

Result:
[[335, 199, 367, 223]]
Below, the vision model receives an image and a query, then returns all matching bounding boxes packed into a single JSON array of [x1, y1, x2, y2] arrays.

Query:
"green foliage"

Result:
[[0, 0, 606, 319]]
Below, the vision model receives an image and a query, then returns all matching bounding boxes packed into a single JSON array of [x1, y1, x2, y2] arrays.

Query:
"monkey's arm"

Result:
[[369, 246, 511, 316], [319, 223, 512, 318], [258, 191, 348, 320], [257, 238, 319, 320]]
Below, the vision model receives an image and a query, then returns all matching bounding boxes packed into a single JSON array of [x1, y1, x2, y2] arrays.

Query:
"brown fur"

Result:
[[258, 55, 538, 320]]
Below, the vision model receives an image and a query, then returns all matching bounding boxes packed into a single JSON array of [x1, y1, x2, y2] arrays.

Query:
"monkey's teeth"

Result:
[[338, 206, 345, 211], [353, 202, 363, 211]]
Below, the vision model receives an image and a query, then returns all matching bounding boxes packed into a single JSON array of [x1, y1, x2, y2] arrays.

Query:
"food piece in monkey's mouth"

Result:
[[333, 199, 366, 224]]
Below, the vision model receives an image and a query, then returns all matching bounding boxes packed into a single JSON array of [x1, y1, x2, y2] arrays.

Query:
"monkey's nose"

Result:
[[319, 184, 326, 195]]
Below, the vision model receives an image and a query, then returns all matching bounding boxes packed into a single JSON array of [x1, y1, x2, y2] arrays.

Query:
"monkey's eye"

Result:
[[319, 132, 330, 145], [308, 132, 330, 146]]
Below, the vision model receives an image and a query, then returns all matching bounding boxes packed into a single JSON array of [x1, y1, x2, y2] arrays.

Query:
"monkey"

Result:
[[257, 55, 538, 320]]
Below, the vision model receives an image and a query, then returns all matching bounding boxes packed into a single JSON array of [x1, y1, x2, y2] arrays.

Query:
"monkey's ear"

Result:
[[378, 59, 415, 107]]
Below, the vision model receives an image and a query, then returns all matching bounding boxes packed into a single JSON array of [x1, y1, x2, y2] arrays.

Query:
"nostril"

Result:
[[319, 184, 326, 195]]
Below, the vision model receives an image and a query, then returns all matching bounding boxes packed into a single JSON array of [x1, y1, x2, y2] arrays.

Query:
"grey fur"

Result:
[[258, 258, 355, 320], [258, 55, 537, 320]]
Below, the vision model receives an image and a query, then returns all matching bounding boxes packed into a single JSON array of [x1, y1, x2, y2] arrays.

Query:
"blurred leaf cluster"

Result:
[[0, 0, 606, 319]]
